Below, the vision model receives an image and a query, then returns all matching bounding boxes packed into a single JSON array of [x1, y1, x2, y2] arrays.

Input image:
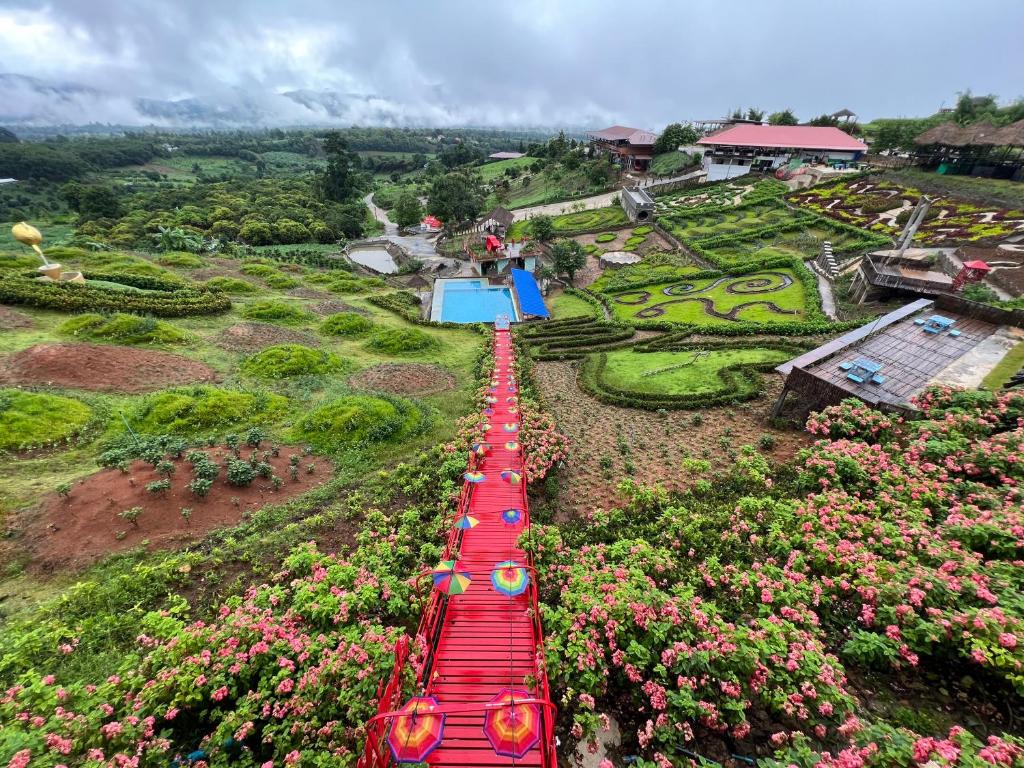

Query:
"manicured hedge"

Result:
[[520, 315, 637, 360], [0, 272, 231, 317], [578, 340, 808, 410]]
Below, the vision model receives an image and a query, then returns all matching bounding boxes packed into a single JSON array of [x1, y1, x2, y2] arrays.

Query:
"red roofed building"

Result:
[[587, 125, 657, 171], [697, 125, 868, 181]]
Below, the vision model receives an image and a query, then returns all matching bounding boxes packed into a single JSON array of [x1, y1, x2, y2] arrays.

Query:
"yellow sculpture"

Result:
[[12, 221, 45, 260], [10, 221, 84, 283]]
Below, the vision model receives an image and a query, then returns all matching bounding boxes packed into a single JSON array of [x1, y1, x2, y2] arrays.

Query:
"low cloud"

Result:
[[1, 0, 1022, 129]]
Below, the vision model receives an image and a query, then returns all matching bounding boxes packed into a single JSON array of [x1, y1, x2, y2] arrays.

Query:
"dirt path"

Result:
[[512, 190, 622, 221], [363, 192, 398, 235]]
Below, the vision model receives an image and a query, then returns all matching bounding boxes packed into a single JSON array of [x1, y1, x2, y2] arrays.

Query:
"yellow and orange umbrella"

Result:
[[387, 695, 445, 763], [483, 688, 540, 759]]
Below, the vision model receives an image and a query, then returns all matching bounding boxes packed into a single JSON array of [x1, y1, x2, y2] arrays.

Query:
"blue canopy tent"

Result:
[[510, 269, 549, 319]]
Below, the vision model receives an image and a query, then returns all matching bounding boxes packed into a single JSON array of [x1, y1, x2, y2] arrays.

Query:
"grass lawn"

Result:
[[886, 169, 1024, 210], [982, 340, 1024, 390], [665, 204, 794, 240], [606, 268, 807, 325], [649, 151, 696, 176], [701, 227, 871, 267], [478, 156, 534, 182], [546, 290, 599, 319], [601, 347, 792, 395]]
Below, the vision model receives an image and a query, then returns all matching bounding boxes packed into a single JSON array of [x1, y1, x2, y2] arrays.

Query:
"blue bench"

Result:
[[948, 329, 961, 338], [847, 373, 865, 384], [838, 361, 853, 371], [870, 374, 886, 385], [913, 318, 926, 326]]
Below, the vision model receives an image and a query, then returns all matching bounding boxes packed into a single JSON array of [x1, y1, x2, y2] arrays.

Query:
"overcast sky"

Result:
[[1, 0, 1022, 129]]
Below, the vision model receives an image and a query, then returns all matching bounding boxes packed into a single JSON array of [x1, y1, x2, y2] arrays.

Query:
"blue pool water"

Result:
[[439, 279, 519, 323]]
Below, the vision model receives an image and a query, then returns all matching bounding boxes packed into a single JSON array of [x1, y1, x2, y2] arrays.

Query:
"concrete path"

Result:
[[807, 261, 838, 319], [511, 190, 622, 221], [363, 192, 397, 235]]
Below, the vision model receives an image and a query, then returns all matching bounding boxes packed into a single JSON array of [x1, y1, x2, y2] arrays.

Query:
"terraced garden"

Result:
[[788, 176, 1024, 245]]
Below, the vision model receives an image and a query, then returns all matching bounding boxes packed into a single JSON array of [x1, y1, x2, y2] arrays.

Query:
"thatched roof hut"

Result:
[[957, 122, 1000, 146], [914, 122, 964, 146], [990, 119, 1024, 148]]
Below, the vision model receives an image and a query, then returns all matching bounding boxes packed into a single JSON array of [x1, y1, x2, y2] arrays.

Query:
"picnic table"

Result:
[[838, 357, 886, 385], [914, 314, 958, 335]]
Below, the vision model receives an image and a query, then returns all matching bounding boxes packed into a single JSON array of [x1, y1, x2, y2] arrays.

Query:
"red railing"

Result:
[[358, 333, 557, 768]]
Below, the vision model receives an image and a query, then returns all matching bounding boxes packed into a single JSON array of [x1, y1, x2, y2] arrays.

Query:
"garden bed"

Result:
[[213, 322, 319, 352], [0, 306, 34, 330], [0, 343, 219, 393], [24, 446, 332, 569], [347, 363, 456, 395]]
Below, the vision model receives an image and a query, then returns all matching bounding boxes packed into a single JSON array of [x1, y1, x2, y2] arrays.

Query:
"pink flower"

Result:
[[212, 686, 229, 701], [999, 633, 1018, 649], [283, 751, 301, 765], [7, 750, 31, 768]]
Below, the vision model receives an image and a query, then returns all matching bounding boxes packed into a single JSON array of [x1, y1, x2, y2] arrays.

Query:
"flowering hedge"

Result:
[[530, 387, 1024, 764]]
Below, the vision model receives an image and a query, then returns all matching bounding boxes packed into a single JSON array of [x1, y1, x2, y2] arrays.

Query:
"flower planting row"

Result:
[[519, 315, 638, 361], [533, 386, 1024, 764], [0, 272, 232, 317], [577, 339, 807, 410]]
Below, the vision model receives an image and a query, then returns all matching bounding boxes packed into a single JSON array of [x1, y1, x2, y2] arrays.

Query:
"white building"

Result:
[[697, 125, 868, 181]]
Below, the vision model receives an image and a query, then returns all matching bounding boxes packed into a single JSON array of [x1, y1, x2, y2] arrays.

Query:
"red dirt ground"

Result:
[[213, 322, 319, 352], [0, 306, 34, 330], [533, 361, 812, 521], [348, 363, 456, 395], [25, 446, 333, 569], [0, 343, 219, 393]]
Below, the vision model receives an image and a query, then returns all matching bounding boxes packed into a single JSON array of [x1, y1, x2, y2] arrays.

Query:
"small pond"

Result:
[[348, 247, 398, 274]]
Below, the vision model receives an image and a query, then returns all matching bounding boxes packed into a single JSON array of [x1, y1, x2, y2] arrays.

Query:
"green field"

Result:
[[649, 151, 696, 175], [606, 268, 807, 325], [478, 156, 535, 181], [600, 346, 793, 395], [547, 290, 600, 319]]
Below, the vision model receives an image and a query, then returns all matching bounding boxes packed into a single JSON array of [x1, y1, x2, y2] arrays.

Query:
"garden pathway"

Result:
[[360, 329, 555, 768], [807, 261, 838, 319]]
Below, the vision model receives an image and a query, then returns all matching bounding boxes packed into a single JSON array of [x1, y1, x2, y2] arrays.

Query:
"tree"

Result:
[[315, 132, 363, 203], [393, 190, 424, 229], [238, 220, 274, 245], [531, 215, 555, 243], [324, 202, 368, 239], [654, 123, 700, 154], [768, 109, 799, 126], [954, 91, 998, 125], [549, 239, 587, 285], [746, 107, 765, 122], [427, 171, 484, 226], [731, 108, 744, 120], [438, 142, 480, 168], [78, 185, 123, 221], [809, 114, 840, 127]]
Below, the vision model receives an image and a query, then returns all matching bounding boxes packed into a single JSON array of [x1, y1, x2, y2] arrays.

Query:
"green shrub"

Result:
[[240, 344, 346, 379], [240, 300, 313, 324], [365, 327, 440, 355], [0, 272, 231, 317], [130, 386, 288, 435], [225, 457, 257, 487], [291, 394, 427, 451], [594, 232, 617, 243], [240, 263, 279, 278], [632, 225, 653, 236], [204, 276, 260, 294], [0, 389, 94, 451], [58, 313, 191, 345], [157, 252, 203, 268], [320, 312, 375, 337], [264, 273, 300, 289]]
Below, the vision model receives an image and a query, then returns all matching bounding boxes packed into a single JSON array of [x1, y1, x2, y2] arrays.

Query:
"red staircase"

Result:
[[360, 328, 557, 768]]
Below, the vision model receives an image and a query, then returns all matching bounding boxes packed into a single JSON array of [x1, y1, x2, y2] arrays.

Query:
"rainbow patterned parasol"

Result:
[[506, 396, 518, 404], [470, 442, 490, 456], [500, 508, 523, 525], [508, 406, 518, 415], [432, 560, 472, 595], [500, 469, 522, 484], [388, 696, 446, 763], [483, 688, 540, 759], [483, 407, 495, 416], [464, 470, 486, 483], [504, 440, 520, 451], [503, 423, 519, 433], [491, 560, 530, 596], [454, 512, 479, 530]]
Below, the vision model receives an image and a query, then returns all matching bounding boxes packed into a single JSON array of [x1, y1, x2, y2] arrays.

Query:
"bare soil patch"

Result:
[[287, 287, 332, 300], [348, 363, 456, 395], [0, 343, 218, 393], [24, 446, 333, 570], [0, 306, 34, 330], [213, 322, 319, 352], [533, 360, 811, 521], [311, 300, 359, 316]]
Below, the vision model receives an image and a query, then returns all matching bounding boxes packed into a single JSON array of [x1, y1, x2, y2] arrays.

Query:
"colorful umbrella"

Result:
[[480, 423, 492, 432], [470, 442, 490, 456], [483, 407, 495, 416], [483, 688, 540, 759], [491, 561, 529, 596], [432, 560, 472, 595], [500, 469, 522, 484], [503, 423, 519, 433], [504, 440, 520, 451], [464, 471, 486, 484], [455, 512, 479, 530], [501, 508, 523, 525], [508, 387, 518, 394], [508, 407, 518, 415], [485, 395, 498, 404], [388, 696, 446, 763], [506, 396, 518, 404]]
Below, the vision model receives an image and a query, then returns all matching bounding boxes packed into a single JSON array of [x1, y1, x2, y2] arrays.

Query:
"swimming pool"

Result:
[[433, 279, 519, 324]]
